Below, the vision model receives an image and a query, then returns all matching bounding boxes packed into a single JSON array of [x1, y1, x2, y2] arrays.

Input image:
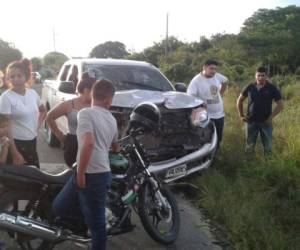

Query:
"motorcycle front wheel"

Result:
[[0, 191, 54, 250], [138, 182, 180, 245]]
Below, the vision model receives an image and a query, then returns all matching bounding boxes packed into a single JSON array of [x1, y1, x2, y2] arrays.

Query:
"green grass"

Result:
[[191, 82, 300, 250]]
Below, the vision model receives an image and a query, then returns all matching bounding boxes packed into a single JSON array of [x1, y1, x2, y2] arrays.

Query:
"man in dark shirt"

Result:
[[237, 67, 284, 155]]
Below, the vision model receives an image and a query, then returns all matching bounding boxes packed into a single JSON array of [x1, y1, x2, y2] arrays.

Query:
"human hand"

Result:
[[12, 151, 26, 166], [58, 133, 66, 144], [240, 116, 249, 123], [0, 136, 10, 146], [265, 116, 273, 125], [38, 118, 44, 130], [76, 172, 86, 188]]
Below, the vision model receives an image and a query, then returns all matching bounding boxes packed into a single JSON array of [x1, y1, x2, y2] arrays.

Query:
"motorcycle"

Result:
[[0, 128, 180, 250]]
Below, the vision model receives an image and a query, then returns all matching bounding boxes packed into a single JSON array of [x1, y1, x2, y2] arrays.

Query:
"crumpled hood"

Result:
[[112, 90, 203, 109]]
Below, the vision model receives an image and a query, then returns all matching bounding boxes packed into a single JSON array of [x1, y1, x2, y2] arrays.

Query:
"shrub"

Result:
[[191, 85, 300, 250]]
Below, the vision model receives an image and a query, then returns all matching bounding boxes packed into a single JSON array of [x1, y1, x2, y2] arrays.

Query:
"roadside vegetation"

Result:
[[191, 77, 300, 250], [0, 4, 299, 249]]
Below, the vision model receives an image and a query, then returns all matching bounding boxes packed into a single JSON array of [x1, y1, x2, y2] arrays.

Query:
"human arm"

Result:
[[111, 120, 120, 153], [7, 122, 26, 165], [38, 104, 47, 129], [265, 86, 284, 124], [237, 94, 248, 122], [0, 137, 10, 164], [45, 101, 71, 143], [265, 100, 284, 124], [186, 78, 198, 97], [76, 132, 95, 188], [111, 142, 120, 153], [220, 82, 227, 96], [219, 74, 228, 96], [33, 90, 47, 129]]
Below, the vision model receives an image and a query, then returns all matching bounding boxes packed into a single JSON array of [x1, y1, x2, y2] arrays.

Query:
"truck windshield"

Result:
[[85, 64, 174, 91]]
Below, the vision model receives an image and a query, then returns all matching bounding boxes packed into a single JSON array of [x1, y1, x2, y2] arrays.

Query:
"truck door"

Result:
[[54, 64, 74, 134]]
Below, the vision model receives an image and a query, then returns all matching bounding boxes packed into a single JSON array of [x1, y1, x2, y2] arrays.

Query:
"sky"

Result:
[[0, 0, 299, 58]]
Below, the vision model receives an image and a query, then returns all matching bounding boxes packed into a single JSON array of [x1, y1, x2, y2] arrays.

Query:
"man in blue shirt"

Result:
[[237, 67, 284, 155]]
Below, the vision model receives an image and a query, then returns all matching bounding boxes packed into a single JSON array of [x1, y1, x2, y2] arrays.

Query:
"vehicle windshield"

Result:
[[85, 64, 174, 91]]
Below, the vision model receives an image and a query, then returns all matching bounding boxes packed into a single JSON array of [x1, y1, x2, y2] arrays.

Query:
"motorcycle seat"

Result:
[[0, 164, 73, 185]]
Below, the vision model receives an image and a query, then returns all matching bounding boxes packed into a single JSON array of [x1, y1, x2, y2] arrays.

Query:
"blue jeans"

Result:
[[52, 171, 112, 250], [246, 122, 273, 154]]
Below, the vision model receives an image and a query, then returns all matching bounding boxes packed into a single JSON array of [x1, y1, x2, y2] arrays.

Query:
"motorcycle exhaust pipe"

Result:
[[0, 213, 62, 242], [0, 213, 92, 244]]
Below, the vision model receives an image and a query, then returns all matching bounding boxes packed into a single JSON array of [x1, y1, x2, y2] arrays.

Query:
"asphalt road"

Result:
[[0, 83, 222, 250]]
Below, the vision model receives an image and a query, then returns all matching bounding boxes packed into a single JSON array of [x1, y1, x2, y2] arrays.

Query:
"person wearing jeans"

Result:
[[53, 79, 120, 250], [237, 66, 283, 156], [78, 172, 112, 249], [52, 172, 111, 230], [246, 122, 273, 154]]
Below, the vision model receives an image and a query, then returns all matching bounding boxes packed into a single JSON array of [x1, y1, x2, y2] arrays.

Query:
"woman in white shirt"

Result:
[[0, 59, 46, 168]]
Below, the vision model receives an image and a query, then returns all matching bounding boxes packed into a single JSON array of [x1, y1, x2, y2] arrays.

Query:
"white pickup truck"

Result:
[[41, 58, 217, 182]]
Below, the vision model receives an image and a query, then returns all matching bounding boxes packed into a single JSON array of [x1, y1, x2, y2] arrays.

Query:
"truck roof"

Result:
[[68, 58, 153, 67]]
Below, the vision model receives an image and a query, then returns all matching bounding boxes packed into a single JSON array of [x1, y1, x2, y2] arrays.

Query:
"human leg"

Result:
[[211, 117, 224, 149], [78, 172, 112, 250], [52, 173, 82, 219], [259, 123, 273, 155], [246, 122, 259, 155], [11, 138, 40, 168]]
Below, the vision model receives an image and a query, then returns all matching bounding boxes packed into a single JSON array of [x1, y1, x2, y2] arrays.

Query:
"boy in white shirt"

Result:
[[52, 79, 120, 250]]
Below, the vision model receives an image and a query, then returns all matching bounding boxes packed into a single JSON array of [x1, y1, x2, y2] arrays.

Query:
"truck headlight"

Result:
[[190, 107, 209, 128]]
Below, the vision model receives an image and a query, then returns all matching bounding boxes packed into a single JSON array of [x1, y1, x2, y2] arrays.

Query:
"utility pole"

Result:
[[53, 28, 57, 52], [165, 13, 169, 57]]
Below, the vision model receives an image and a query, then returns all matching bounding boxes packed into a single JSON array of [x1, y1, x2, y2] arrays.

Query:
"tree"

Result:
[[239, 5, 300, 73], [160, 47, 194, 83], [31, 57, 43, 72], [188, 36, 212, 53], [89, 41, 129, 59], [0, 39, 22, 71], [132, 36, 184, 67], [127, 52, 147, 61], [43, 52, 68, 73]]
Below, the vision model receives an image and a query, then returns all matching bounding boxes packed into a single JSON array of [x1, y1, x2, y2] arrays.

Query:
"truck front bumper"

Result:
[[148, 125, 218, 183]]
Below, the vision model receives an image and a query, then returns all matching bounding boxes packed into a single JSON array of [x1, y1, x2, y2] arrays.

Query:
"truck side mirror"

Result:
[[58, 81, 76, 94], [174, 82, 187, 92]]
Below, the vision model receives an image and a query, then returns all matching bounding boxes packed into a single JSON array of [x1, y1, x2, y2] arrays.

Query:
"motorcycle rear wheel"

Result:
[[138, 182, 180, 245], [0, 191, 54, 250]]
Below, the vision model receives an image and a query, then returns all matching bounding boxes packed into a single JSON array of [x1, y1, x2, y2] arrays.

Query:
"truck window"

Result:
[[86, 64, 174, 91], [60, 65, 71, 81], [67, 65, 79, 88]]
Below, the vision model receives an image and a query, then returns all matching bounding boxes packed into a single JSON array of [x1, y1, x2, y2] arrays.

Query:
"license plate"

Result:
[[166, 165, 187, 178]]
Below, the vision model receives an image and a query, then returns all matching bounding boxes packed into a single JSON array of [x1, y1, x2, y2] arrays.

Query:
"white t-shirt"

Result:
[[76, 106, 118, 174], [0, 89, 42, 140], [187, 72, 228, 119]]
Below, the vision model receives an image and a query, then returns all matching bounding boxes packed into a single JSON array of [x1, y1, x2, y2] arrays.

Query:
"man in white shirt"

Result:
[[187, 60, 228, 149]]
